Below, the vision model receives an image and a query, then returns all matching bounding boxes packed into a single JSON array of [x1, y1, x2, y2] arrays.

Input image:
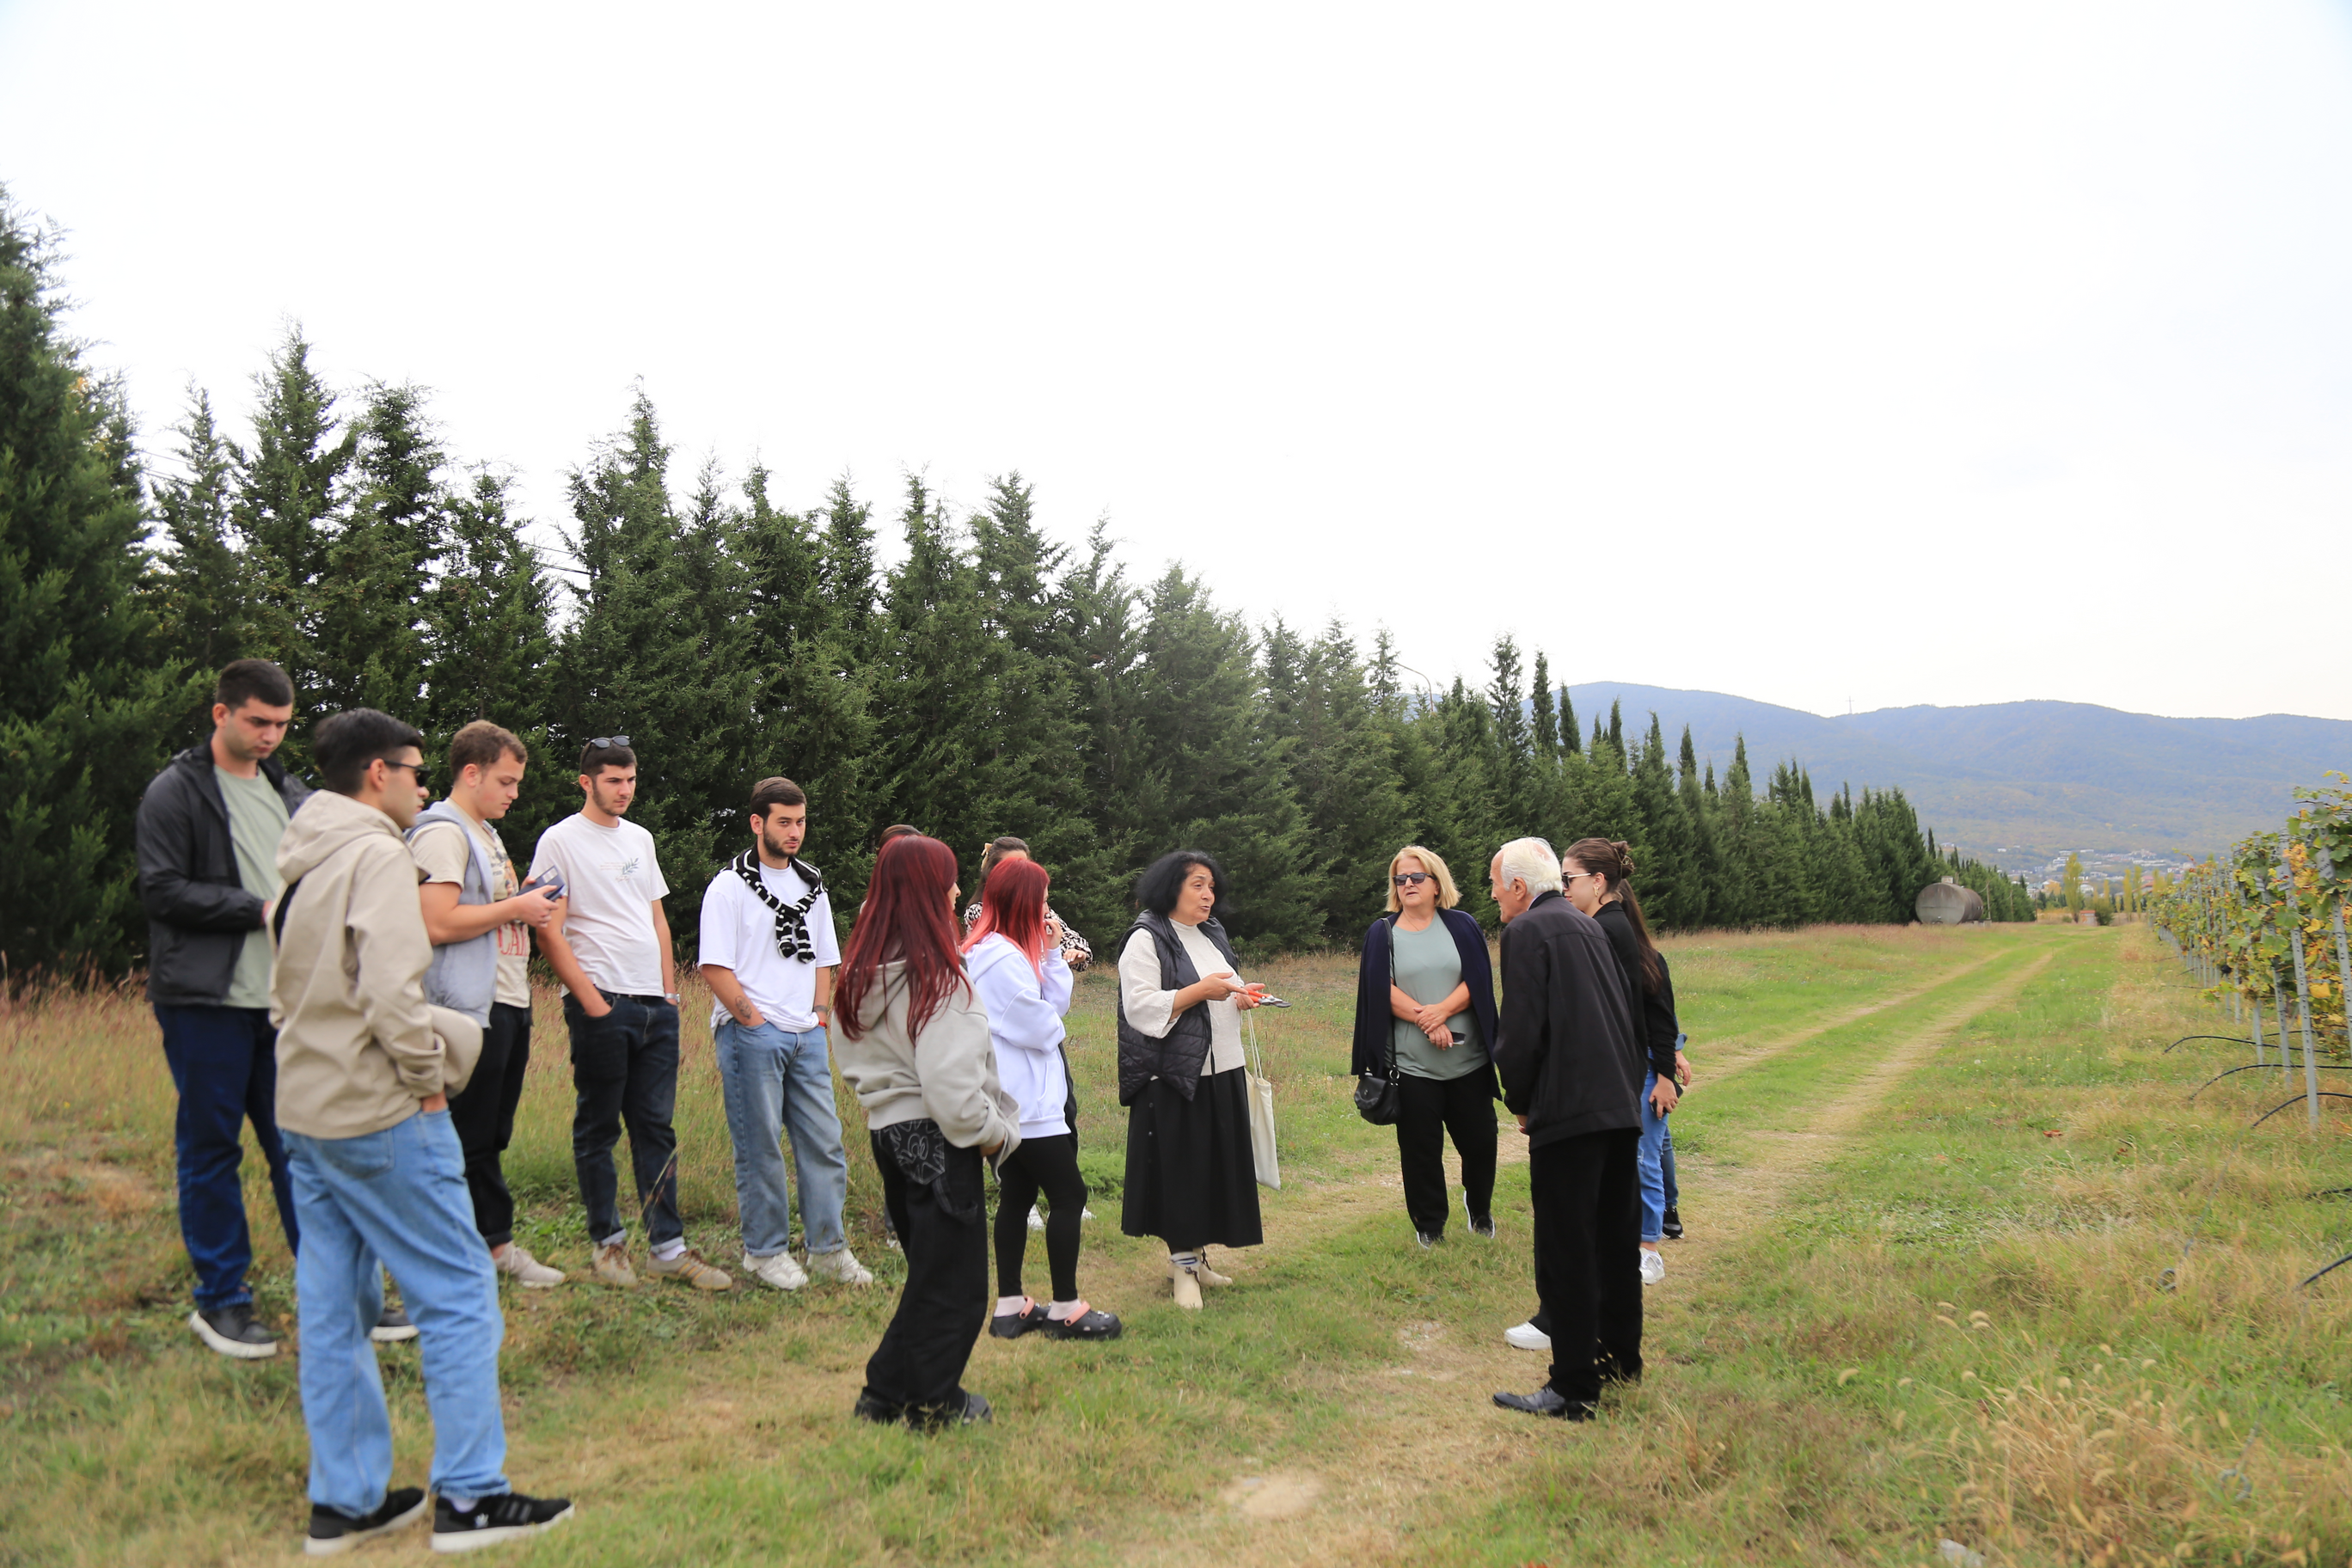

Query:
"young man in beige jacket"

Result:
[[271, 708, 571, 1557]]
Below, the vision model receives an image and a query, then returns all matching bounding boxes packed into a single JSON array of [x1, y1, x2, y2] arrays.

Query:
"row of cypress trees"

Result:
[[0, 195, 2032, 978]]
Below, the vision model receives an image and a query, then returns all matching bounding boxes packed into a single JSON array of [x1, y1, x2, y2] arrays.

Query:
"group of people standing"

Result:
[[1349, 837, 1694, 1420], [134, 657, 1700, 1551]]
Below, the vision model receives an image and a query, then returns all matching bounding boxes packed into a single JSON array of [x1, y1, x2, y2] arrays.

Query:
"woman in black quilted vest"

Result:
[[1114, 850, 1267, 1309]]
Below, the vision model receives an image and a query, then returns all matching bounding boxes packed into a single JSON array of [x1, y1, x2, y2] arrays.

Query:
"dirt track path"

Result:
[[1101, 945, 2057, 1565]]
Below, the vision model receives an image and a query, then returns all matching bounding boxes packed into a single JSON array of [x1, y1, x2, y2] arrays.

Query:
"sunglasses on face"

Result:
[[385, 759, 435, 790], [1392, 872, 1433, 887]]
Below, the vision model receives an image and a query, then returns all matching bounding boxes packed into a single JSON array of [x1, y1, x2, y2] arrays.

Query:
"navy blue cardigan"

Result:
[[1351, 907, 1502, 1099]]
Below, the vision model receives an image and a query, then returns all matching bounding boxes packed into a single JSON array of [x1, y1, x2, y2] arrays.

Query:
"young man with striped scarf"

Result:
[[698, 776, 873, 1292]]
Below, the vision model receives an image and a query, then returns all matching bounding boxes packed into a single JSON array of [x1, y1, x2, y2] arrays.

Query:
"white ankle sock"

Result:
[[995, 1295, 1027, 1316], [650, 1239, 686, 1262], [1048, 1299, 1082, 1320], [1169, 1251, 1198, 1271]]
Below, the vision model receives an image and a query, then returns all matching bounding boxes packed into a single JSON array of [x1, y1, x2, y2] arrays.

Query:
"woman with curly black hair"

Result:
[[1114, 850, 1266, 1309]]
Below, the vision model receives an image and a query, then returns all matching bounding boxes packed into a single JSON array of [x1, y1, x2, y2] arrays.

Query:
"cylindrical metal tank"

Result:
[[1916, 877, 1985, 925]]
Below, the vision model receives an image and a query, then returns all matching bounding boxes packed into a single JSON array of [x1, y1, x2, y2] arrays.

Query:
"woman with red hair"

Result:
[[834, 835, 1021, 1429], [965, 857, 1120, 1342]]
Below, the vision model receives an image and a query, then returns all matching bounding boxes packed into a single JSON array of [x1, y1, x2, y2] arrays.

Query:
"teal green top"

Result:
[[217, 768, 289, 1009], [1389, 916, 1488, 1081]]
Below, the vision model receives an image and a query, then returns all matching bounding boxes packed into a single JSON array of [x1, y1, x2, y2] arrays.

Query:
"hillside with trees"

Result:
[[0, 196, 2031, 979]]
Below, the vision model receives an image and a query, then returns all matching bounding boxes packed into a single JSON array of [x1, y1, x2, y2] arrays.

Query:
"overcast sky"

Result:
[[5, 2, 2349, 721]]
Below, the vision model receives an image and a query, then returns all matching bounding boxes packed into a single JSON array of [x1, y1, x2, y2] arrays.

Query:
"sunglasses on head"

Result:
[[589, 735, 630, 750], [1392, 871, 1433, 886]]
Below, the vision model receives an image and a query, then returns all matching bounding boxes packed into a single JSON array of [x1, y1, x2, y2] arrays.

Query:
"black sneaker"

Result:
[[1468, 1213, 1497, 1238], [188, 1303, 279, 1360], [306, 1486, 426, 1557], [1661, 1206, 1683, 1240], [431, 1491, 573, 1553], [1416, 1230, 1442, 1249], [907, 1391, 992, 1431], [371, 1303, 420, 1344], [853, 1390, 904, 1424]]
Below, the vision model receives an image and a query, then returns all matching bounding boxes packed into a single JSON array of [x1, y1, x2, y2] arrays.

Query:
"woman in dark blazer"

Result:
[[1351, 845, 1501, 1246]]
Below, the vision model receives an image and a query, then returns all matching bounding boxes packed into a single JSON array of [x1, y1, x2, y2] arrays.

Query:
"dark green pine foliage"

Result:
[[1577, 708, 1641, 847], [1265, 619, 1414, 942], [965, 474, 1095, 898], [735, 464, 875, 876], [1628, 714, 1694, 928], [1128, 566, 1314, 951], [869, 475, 993, 863], [1676, 726, 1717, 930], [552, 395, 755, 945], [1712, 737, 1758, 928], [150, 388, 254, 740], [1417, 677, 1504, 927], [1529, 652, 1559, 765], [311, 383, 442, 719], [0, 198, 195, 975], [1485, 634, 1540, 836], [818, 475, 879, 660], [231, 328, 355, 737], [1559, 688, 1581, 756], [1055, 519, 1144, 939]]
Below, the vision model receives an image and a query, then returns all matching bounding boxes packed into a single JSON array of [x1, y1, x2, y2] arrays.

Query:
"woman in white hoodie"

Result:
[[964, 857, 1121, 1342], [834, 836, 1022, 1429]]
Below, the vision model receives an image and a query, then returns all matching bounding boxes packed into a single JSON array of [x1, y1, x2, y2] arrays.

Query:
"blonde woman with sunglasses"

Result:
[[1349, 847, 1501, 1247]]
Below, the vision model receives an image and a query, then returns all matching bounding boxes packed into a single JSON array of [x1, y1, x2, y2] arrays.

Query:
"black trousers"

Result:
[[995, 1132, 1087, 1302], [448, 1001, 532, 1248], [1395, 1071, 1497, 1236], [1529, 1126, 1643, 1402], [866, 1131, 989, 1418], [562, 993, 683, 1248]]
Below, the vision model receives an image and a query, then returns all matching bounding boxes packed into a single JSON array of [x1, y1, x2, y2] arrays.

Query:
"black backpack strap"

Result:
[[271, 877, 303, 946]]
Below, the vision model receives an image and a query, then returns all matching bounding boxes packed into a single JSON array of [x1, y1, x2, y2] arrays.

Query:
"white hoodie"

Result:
[[965, 934, 1075, 1139]]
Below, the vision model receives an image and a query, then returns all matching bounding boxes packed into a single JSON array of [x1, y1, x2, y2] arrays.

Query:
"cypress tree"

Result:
[[1530, 652, 1559, 763], [0, 197, 193, 976], [150, 387, 253, 739]]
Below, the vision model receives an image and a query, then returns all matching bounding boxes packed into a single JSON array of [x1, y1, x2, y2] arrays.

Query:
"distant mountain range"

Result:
[[1561, 683, 2352, 871]]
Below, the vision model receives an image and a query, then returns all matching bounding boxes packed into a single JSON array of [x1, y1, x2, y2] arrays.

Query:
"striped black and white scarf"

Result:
[[730, 849, 826, 962]]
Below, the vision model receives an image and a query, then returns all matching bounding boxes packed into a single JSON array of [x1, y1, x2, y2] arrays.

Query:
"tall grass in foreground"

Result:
[[4, 925, 2348, 1565]]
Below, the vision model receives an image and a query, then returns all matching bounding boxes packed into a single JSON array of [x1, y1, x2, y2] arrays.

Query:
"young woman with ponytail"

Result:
[[963, 856, 1120, 1342], [1560, 838, 1691, 1284]]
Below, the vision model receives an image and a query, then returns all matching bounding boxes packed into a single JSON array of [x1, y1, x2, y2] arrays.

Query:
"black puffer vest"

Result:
[[1114, 910, 1240, 1106]]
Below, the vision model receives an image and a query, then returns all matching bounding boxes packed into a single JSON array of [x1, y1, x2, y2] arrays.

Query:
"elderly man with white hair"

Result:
[[1485, 836, 1646, 1423]]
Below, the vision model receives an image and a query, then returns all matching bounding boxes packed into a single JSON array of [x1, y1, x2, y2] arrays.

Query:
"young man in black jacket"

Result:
[[134, 659, 311, 1358], [1485, 836, 1646, 1421]]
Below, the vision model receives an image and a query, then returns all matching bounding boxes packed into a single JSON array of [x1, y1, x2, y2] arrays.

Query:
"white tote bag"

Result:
[[1243, 1010, 1280, 1190]]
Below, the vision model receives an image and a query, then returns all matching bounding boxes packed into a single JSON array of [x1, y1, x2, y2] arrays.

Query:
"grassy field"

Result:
[[4, 922, 2350, 1566]]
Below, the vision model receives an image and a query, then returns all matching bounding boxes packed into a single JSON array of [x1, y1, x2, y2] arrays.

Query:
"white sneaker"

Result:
[[1638, 1247, 1665, 1286], [494, 1245, 566, 1289], [741, 1251, 808, 1292], [1504, 1320, 1552, 1352], [805, 1246, 874, 1286]]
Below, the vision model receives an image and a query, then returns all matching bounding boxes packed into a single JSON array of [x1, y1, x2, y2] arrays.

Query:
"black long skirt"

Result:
[[1120, 1066, 1265, 1251]]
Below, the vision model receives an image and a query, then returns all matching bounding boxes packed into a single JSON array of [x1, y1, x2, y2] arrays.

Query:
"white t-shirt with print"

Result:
[[528, 813, 670, 998], [698, 859, 840, 1033]]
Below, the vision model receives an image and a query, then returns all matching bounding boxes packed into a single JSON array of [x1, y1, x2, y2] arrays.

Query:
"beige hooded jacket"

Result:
[[270, 789, 482, 1140], [836, 959, 1022, 1157]]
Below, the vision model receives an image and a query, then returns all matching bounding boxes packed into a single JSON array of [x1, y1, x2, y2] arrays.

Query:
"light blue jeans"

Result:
[[714, 1021, 851, 1258], [285, 1112, 507, 1516], [1638, 1072, 1669, 1244]]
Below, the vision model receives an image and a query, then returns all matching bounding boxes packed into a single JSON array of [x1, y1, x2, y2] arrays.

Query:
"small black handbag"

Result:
[[1355, 1053, 1401, 1125]]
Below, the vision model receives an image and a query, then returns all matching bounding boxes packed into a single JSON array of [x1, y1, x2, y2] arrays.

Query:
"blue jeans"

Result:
[[285, 1112, 508, 1515], [1638, 1072, 1669, 1244], [565, 993, 683, 1248], [154, 1004, 299, 1311], [714, 1021, 850, 1257]]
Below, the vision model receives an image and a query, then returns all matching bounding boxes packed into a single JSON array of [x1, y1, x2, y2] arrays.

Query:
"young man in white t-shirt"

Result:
[[698, 777, 873, 1292], [408, 720, 565, 1289], [528, 738, 732, 1292]]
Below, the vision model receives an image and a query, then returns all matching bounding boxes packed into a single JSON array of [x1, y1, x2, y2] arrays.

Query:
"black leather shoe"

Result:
[[1040, 1307, 1123, 1341], [1662, 1206, 1683, 1240], [989, 1300, 1047, 1339], [1492, 1387, 1598, 1420], [907, 1390, 993, 1431]]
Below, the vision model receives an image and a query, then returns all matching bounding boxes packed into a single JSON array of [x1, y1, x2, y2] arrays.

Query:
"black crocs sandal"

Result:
[[1040, 1304, 1122, 1341], [989, 1299, 1048, 1339]]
